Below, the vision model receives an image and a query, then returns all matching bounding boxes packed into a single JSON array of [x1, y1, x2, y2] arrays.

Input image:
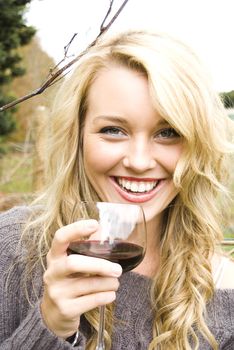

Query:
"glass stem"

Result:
[[96, 305, 105, 350]]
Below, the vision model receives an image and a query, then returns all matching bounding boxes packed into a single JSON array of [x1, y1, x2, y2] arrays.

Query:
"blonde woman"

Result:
[[0, 30, 234, 350]]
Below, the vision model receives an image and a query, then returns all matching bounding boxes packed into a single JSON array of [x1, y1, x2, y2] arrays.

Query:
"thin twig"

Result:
[[100, 0, 114, 29], [52, 37, 75, 71], [52, 33, 78, 71], [64, 33, 78, 57], [0, 0, 129, 112]]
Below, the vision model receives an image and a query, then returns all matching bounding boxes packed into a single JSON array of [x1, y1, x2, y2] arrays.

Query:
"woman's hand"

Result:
[[40, 220, 122, 339]]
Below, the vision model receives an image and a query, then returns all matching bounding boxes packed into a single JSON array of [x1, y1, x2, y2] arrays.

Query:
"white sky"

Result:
[[26, 0, 234, 92]]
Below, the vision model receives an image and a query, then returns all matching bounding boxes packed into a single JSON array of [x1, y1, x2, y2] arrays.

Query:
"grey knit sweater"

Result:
[[0, 206, 233, 349]]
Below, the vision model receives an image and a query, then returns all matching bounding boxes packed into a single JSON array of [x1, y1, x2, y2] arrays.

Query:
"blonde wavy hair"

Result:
[[23, 30, 234, 349]]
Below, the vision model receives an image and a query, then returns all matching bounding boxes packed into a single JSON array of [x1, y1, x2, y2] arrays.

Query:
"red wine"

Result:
[[68, 240, 144, 273]]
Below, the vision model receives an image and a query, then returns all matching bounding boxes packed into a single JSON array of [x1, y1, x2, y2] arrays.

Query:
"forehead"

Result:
[[85, 66, 168, 128], [89, 64, 147, 92], [87, 66, 152, 112]]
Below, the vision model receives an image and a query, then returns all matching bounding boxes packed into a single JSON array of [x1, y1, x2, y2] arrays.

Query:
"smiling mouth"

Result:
[[114, 177, 159, 194]]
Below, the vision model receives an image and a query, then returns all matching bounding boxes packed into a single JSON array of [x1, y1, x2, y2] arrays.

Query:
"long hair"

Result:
[[23, 30, 233, 349]]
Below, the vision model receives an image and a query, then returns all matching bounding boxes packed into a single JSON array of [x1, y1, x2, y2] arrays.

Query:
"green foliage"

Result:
[[0, 0, 35, 136], [220, 90, 234, 109], [0, 95, 16, 135]]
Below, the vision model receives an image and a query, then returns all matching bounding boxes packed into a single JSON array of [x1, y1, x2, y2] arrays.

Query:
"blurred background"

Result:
[[0, 0, 233, 251]]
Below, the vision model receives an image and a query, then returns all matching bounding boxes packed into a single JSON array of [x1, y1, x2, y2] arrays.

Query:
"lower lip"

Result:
[[111, 178, 165, 203]]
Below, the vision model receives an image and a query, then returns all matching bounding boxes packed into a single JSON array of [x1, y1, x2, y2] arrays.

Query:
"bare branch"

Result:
[[99, 0, 128, 33], [52, 33, 78, 71], [0, 0, 129, 112], [100, 0, 114, 29], [64, 33, 78, 57]]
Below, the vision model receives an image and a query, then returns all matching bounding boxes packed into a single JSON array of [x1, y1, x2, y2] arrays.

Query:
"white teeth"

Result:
[[130, 182, 138, 192], [125, 180, 131, 190], [117, 178, 158, 193], [139, 182, 146, 192], [146, 182, 152, 191]]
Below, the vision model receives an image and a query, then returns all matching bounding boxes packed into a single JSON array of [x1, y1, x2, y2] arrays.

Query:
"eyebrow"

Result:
[[92, 115, 129, 126], [92, 115, 170, 127]]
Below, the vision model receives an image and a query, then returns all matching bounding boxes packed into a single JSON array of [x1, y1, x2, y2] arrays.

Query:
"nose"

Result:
[[122, 138, 156, 173]]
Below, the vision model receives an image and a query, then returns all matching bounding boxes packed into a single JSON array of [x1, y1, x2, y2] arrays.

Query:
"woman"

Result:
[[0, 30, 233, 349]]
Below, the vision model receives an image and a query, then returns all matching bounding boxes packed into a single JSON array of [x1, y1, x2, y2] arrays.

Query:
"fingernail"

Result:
[[106, 291, 116, 303], [111, 263, 122, 277]]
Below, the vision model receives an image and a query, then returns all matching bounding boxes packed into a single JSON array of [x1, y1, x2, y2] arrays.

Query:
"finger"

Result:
[[68, 276, 120, 298], [50, 220, 99, 258], [50, 291, 117, 321], [74, 291, 117, 315], [45, 255, 122, 280], [43, 276, 120, 301]]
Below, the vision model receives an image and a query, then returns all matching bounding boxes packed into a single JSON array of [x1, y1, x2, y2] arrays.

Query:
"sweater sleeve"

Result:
[[0, 206, 86, 349], [211, 289, 234, 350], [0, 302, 86, 350]]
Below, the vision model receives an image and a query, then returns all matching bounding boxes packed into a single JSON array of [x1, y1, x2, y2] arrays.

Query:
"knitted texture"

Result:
[[0, 206, 233, 349]]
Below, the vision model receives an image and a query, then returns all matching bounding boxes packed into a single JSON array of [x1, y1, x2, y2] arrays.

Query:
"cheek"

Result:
[[83, 137, 124, 176], [83, 140, 105, 175], [156, 145, 183, 173]]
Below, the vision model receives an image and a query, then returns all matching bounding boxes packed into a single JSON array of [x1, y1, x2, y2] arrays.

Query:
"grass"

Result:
[[0, 149, 33, 193]]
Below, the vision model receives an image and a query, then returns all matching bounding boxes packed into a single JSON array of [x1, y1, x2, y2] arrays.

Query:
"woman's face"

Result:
[[83, 66, 183, 222]]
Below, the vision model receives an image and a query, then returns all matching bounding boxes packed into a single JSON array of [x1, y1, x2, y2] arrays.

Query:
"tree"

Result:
[[0, 0, 129, 113], [9, 36, 56, 142], [0, 0, 35, 136], [220, 90, 234, 109]]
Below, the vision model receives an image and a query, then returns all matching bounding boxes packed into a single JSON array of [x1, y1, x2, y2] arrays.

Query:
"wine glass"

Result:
[[68, 201, 147, 350]]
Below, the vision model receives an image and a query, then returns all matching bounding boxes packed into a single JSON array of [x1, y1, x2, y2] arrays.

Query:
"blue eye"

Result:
[[157, 128, 180, 139], [99, 126, 125, 136]]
